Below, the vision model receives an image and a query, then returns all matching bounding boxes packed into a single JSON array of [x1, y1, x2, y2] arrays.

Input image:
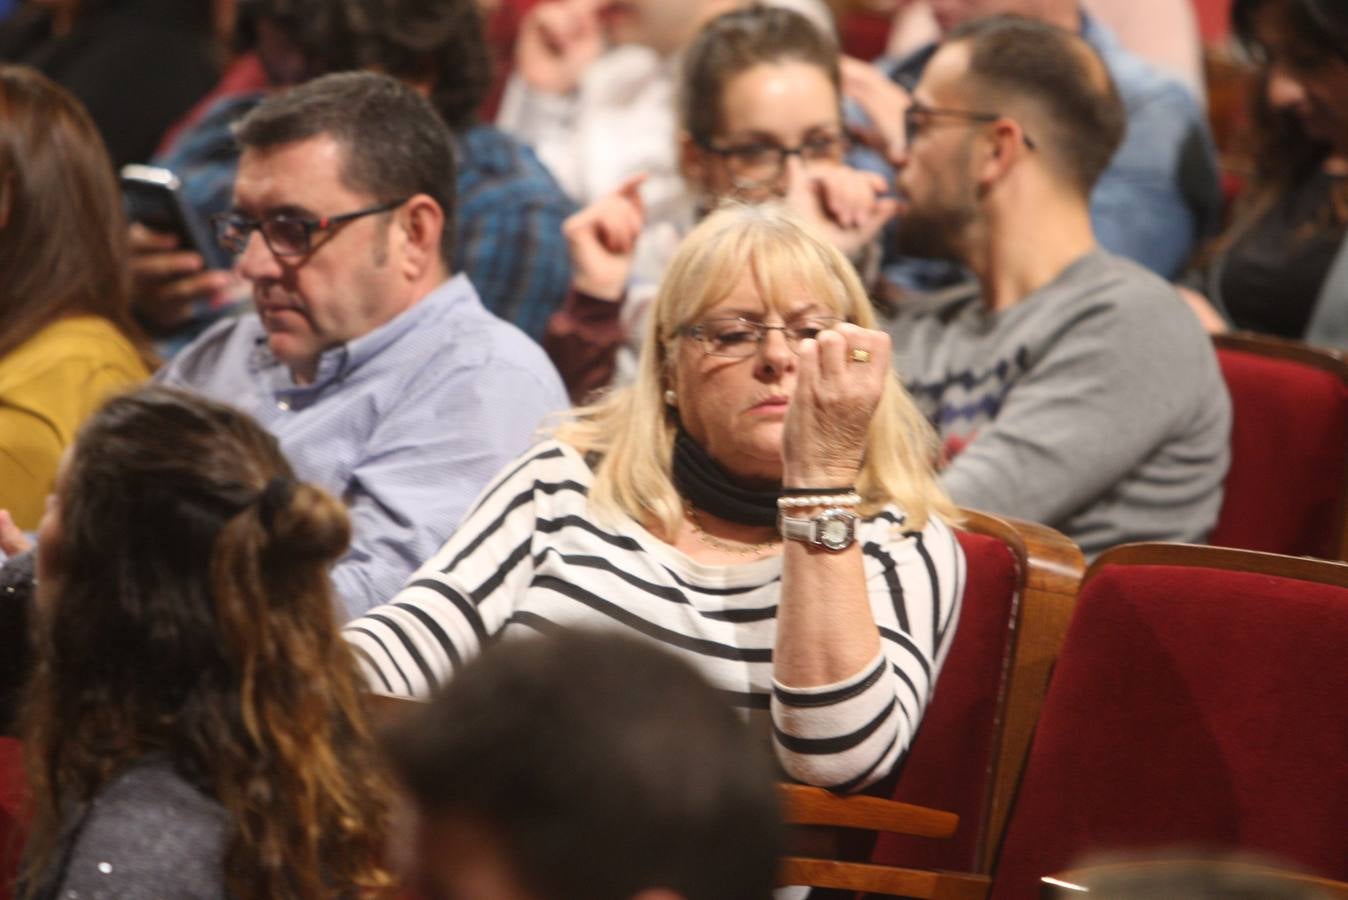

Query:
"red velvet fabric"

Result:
[[991, 563, 1348, 900], [0, 737, 25, 900], [837, 11, 894, 62], [1209, 348, 1348, 558], [870, 529, 1020, 872]]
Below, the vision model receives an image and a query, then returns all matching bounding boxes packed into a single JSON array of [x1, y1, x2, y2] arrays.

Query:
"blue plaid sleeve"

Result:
[[454, 125, 577, 342]]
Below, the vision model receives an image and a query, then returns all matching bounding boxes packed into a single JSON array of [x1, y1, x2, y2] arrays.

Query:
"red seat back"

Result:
[[1210, 335, 1348, 559], [991, 546, 1348, 900], [872, 528, 1021, 872], [0, 737, 25, 900]]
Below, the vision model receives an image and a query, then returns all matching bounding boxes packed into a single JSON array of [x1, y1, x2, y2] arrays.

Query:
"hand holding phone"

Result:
[[121, 165, 231, 268], [121, 165, 234, 330], [128, 224, 235, 330]]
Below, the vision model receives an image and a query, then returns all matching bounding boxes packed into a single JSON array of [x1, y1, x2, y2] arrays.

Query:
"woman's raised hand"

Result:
[[563, 172, 647, 301], [515, 0, 606, 95], [781, 323, 891, 488], [840, 55, 911, 165], [0, 510, 33, 558], [783, 160, 899, 260]]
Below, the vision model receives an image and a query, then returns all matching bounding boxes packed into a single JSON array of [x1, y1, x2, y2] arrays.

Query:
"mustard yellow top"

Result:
[[0, 316, 150, 529]]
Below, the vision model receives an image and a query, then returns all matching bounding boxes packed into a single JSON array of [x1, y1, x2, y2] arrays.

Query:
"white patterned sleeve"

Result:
[[342, 443, 572, 698], [770, 514, 965, 791]]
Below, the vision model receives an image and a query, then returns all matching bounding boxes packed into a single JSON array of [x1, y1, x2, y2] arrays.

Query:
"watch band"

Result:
[[778, 507, 857, 551]]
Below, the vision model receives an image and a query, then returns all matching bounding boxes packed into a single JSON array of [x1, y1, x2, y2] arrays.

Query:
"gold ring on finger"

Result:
[[849, 348, 872, 364]]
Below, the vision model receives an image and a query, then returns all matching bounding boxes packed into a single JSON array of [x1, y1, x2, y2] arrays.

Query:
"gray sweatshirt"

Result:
[[887, 248, 1231, 559]]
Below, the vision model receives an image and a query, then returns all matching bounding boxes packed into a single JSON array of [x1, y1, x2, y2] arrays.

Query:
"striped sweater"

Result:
[[343, 440, 965, 791]]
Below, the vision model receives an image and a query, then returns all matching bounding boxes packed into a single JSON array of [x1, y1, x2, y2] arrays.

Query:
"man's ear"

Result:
[[977, 119, 1029, 187], [395, 194, 446, 279]]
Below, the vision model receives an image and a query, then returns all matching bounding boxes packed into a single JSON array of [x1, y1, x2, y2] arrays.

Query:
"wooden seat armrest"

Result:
[[778, 857, 991, 898], [957, 510, 1085, 873], [780, 783, 959, 838], [363, 692, 427, 730]]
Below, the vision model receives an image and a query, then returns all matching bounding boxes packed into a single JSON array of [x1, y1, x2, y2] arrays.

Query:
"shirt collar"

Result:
[[249, 274, 472, 398]]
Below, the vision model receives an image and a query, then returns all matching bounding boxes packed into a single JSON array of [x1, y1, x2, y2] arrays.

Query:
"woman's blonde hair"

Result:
[[554, 203, 957, 536]]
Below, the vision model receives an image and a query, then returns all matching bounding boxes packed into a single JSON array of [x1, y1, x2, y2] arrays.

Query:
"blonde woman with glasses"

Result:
[[346, 203, 964, 794]]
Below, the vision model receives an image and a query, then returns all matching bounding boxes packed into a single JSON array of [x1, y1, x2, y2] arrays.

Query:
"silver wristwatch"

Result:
[[778, 507, 857, 551]]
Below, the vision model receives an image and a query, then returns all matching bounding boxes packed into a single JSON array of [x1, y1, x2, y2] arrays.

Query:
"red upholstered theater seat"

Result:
[[0, 737, 25, 900], [1209, 333, 1348, 560], [875, 528, 1017, 872], [991, 543, 1348, 900], [872, 512, 1082, 877]]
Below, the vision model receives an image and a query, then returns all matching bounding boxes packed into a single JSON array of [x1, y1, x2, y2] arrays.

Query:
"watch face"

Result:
[[817, 510, 856, 551]]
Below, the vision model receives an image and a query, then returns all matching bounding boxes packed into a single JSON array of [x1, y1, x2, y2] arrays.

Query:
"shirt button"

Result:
[[277, 400, 290, 411]]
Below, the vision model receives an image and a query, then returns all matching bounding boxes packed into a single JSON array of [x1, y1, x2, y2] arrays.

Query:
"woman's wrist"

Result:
[[781, 464, 861, 490]]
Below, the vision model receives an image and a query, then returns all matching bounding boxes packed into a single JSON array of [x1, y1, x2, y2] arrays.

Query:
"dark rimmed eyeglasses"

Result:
[[694, 132, 850, 190], [678, 315, 845, 358], [211, 197, 410, 257], [903, 102, 1036, 150]]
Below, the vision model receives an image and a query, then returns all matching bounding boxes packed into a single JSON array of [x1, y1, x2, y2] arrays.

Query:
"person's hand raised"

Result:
[[0, 510, 33, 559], [129, 223, 233, 331], [783, 158, 899, 260], [840, 55, 911, 165], [563, 172, 646, 301], [781, 324, 891, 488], [515, 0, 606, 95]]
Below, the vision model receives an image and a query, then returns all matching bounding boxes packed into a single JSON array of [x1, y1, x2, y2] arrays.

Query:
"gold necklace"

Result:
[[684, 501, 781, 557]]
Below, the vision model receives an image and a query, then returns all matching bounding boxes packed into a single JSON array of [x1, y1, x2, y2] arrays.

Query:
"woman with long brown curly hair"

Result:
[[17, 385, 394, 899], [0, 64, 153, 531]]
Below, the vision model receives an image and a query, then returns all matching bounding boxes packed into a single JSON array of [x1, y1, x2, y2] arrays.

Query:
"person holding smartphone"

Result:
[[131, 0, 576, 356]]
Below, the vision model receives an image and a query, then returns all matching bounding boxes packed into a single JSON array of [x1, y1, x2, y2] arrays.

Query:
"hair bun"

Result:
[[261, 481, 351, 563]]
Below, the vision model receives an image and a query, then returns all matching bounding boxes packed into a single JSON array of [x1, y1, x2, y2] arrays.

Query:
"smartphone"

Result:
[[120, 164, 232, 270]]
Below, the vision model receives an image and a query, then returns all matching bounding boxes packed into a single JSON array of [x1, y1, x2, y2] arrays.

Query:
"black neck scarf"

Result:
[[672, 425, 781, 527]]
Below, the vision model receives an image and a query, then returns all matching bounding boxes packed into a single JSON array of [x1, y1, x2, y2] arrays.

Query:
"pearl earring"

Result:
[[664, 389, 677, 407]]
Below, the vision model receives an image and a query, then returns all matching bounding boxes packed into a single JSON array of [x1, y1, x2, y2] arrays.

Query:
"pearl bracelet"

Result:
[[776, 492, 862, 509]]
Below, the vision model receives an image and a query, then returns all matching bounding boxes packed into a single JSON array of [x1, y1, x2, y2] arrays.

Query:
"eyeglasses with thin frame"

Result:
[[211, 197, 410, 258], [903, 102, 1036, 150], [694, 132, 850, 191], [678, 315, 845, 358]]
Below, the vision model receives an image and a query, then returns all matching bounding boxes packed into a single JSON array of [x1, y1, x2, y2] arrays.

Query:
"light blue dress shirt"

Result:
[[158, 275, 569, 618]]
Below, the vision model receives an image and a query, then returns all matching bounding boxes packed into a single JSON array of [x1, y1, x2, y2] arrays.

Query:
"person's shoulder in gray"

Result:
[[883, 15, 1229, 560], [37, 758, 228, 900], [893, 249, 1230, 558]]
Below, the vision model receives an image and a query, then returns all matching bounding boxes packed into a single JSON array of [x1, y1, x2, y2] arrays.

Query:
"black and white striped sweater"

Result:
[[343, 440, 965, 791]]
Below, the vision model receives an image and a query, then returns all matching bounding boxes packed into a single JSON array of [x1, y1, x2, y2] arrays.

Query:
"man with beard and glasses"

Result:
[[157, 72, 568, 618], [884, 15, 1230, 560], [856, 0, 1221, 290]]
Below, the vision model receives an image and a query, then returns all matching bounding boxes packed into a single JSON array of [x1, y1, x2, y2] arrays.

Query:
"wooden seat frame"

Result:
[[779, 510, 1083, 897]]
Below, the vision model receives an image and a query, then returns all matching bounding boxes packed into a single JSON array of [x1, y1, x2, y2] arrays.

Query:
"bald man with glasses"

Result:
[[158, 72, 568, 618]]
